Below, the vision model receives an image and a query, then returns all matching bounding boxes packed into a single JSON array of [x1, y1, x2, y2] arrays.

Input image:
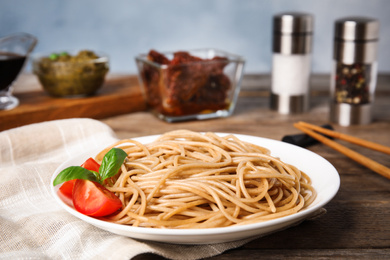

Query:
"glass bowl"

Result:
[[135, 49, 245, 122], [32, 50, 109, 97]]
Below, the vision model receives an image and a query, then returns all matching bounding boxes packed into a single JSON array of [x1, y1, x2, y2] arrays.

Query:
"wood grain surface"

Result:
[[103, 74, 389, 260], [4, 73, 390, 259], [0, 75, 146, 131]]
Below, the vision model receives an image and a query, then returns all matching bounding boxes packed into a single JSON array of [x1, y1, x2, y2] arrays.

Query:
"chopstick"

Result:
[[297, 121, 390, 155], [293, 122, 390, 180]]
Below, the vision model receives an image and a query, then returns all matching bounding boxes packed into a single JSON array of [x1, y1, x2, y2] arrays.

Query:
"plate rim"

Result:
[[50, 133, 340, 239]]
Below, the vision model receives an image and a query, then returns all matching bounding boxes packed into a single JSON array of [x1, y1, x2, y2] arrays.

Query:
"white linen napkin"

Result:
[[0, 118, 256, 260]]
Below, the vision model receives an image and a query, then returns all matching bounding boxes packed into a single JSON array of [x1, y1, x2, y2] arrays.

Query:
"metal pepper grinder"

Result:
[[330, 17, 380, 126]]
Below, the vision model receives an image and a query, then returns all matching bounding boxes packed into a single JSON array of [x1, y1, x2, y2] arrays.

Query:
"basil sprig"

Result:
[[53, 148, 127, 186]]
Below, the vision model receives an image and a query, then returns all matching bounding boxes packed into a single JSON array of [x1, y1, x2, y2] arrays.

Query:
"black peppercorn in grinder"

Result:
[[330, 17, 379, 126]]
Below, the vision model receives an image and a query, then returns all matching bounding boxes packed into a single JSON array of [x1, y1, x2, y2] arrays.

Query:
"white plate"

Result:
[[51, 133, 340, 244]]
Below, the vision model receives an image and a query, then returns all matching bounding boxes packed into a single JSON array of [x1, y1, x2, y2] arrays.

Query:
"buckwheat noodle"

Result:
[[95, 130, 316, 229]]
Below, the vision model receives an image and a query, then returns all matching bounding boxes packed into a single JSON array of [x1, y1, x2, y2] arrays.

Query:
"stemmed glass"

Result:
[[0, 33, 37, 110]]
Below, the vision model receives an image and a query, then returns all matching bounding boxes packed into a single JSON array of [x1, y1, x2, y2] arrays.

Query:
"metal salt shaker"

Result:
[[271, 12, 314, 114]]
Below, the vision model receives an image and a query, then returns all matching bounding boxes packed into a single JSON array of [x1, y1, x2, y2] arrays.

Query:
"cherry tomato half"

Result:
[[59, 158, 100, 199], [72, 179, 122, 217]]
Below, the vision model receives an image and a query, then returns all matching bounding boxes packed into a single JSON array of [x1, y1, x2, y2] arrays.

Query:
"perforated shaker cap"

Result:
[[273, 12, 314, 54]]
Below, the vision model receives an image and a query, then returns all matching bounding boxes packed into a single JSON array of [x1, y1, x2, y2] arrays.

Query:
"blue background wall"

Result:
[[1, 0, 389, 74]]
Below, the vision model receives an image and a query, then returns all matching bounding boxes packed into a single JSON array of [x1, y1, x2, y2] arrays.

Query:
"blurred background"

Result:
[[1, 0, 389, 74]]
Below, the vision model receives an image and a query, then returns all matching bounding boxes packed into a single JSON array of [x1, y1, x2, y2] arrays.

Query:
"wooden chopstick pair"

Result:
[[293, 121, 390, 180]]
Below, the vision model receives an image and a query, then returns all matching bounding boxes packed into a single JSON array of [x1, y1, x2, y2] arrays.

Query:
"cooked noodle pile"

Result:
[[95, 130, 316, 229]]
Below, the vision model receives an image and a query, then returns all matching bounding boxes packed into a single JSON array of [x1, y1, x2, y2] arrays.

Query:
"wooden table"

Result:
[[3, 74, 390, 259]]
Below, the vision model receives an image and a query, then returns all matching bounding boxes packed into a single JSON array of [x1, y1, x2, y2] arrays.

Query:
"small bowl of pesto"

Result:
[[32, 50, 109, 97]]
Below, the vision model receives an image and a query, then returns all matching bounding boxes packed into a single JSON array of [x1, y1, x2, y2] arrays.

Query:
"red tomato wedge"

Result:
[[59, 179, 76, 199], [72, 179, 122, 217], [81, 157, 100, 172], [59, 158, 100, 199]]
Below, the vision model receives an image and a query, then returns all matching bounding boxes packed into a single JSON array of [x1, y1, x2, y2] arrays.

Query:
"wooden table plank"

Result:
[[135, 248, 390, 260], [3, 73, 390, 259], [102, 74, 390, 260]]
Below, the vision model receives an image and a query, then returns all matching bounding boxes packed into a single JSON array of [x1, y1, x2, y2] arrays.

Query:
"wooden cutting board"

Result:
[[0, 75, 147, 131]]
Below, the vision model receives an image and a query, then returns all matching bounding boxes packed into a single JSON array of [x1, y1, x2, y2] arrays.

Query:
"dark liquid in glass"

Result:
[[0, 52, 26, 91]]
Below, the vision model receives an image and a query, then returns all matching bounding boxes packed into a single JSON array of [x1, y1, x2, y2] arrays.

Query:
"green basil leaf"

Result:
[[53, 166, 99, 186], [99, 148, 127, 181]]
